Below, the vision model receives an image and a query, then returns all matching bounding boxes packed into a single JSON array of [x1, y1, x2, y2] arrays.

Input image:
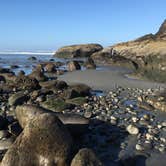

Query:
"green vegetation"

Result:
[[41, 98, 71, 112], [66, 97, 87, 106]]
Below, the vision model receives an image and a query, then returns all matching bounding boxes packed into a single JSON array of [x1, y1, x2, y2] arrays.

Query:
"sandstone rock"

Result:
[[67, 61, 81, 71], [17, 70, 25, 76], [8, 92, 29, 106], [29, 70, 48, 82], [40, 80, 68, 90], [1, 113, 73, 166], [70, 84, 91, 97], [54, 44, 103, 58], [15, 75, 41, 90], [62, 89, 80, 99], [0, 73, 16, 82], [71, 148, 103, 166], [84, 57, 96, 69], [44, 62, 57, 72]]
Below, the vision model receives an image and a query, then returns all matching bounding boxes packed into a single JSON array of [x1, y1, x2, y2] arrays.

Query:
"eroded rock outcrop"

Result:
[[54, 44, 103, 58], [92, 19, 166, 82]]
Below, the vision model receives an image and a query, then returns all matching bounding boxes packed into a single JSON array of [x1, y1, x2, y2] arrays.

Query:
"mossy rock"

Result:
[[66, 97, 87, 106], [41, 98, 73, 112]]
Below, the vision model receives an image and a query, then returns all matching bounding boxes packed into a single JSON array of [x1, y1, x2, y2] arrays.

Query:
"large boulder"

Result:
[[15, 75, 41, 90], [44, 62, 57, 72], [70, 84, 91, 97], [1, 113, 73, 166], [71, 148, 103, 166], [0, 73, 16, 83], [67, 61, 81, 71], [40, 80, 68, 90], [28, 69, 48, 82], [54, 44, 103, 58], [15, 105, 89, 129], [8, 92, 29, 106]]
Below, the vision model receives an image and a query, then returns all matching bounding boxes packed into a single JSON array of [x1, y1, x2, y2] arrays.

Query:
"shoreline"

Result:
[[59, 66, 166, 92]]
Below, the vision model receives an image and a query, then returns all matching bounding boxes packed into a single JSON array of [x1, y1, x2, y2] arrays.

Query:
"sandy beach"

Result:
[[59, 67, 166, 92]]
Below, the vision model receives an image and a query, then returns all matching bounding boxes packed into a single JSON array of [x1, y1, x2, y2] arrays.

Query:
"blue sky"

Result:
[[0, 0, 165, 51]]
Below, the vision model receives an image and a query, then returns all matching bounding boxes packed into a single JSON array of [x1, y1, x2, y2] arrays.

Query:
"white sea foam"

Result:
[[0, 51, 54, 55]]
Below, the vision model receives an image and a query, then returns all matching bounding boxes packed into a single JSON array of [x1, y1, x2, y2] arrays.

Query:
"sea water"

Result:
[[0, 53, 64, 75]]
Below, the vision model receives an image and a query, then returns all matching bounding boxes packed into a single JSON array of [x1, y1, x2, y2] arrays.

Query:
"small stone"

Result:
[[139, 120, 149, 126], [146, 133, 154, 140], [110, 119, 117, 125], [84, 111, 92, 118], [142, 114, 150, 120], [160, 137, 166, 143], [126, 124, 139, 135], [36, 96, 45, 102], [132, 117, 138, 123], [161, 122, 166, 127], [158, 146, 165, 152], [136, 144, 144, 151]]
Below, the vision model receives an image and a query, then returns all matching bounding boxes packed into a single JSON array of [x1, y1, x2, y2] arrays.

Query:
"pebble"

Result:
[[146, 133, 154, 140], [158, 146, 165, 152], [126, 125, 139, 135], [136, 144, 144, 151], [131, 117, 138, 123], [84, 111, 92, 118]]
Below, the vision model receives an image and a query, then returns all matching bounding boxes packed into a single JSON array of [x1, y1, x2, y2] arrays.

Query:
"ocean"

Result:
[[0, 52, 64, 75]]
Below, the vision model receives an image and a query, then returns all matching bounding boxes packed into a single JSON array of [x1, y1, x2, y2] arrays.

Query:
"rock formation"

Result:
[[54, 44, 103, 58], [92, 19, 166, 82]]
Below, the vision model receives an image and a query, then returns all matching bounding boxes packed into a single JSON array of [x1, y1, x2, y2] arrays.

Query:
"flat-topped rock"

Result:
[[54, 43, 103, 58]]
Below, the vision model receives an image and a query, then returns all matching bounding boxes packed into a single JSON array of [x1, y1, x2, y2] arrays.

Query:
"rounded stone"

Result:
[[136, 144, 144, 151], [126, 124, 139, 135]]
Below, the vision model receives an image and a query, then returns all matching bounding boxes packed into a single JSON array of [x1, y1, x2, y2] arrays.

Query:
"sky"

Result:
[[0, 0, 165, 52]]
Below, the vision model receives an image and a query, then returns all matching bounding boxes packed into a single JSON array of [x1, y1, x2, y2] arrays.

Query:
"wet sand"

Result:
[[59, 67, 166, 91]]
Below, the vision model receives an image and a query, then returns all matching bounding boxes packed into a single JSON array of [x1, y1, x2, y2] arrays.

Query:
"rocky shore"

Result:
[[53, 20, 166, 83], [0, 56, 166, 166], [0, 19, 166, 166]]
